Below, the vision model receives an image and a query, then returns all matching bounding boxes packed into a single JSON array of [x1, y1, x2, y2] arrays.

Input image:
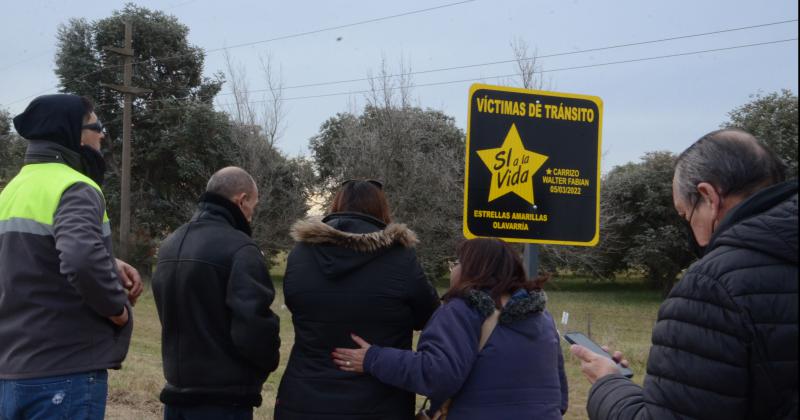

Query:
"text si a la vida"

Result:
[[475, 96, 596, 122]]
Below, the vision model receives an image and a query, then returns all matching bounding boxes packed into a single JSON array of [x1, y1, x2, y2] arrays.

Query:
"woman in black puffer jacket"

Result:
[[274, 180, 440, 420]]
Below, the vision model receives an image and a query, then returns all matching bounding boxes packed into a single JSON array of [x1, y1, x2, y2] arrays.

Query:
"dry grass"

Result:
[[546, 278, 660, 419], [107, 275, 661, 420]]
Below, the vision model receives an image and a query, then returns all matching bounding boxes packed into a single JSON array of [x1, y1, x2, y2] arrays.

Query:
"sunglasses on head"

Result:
[[82, 121, 104, 133], [341, 179, 383, 190]]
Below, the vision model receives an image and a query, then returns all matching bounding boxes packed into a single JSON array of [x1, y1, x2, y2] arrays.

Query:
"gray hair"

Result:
[[674, 128, 786, 204], [206, 166, 257, 200]]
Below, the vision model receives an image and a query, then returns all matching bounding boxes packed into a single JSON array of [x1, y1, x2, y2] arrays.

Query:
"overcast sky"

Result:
[[1, 0, 797, 171]]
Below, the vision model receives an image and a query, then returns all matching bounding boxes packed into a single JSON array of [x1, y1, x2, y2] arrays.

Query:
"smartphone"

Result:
[[563, 332, 634, 378]]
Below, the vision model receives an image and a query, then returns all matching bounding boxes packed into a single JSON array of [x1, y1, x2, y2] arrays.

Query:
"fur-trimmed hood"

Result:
[[289, 212, 419, 279], [291, 213, 418, 252]]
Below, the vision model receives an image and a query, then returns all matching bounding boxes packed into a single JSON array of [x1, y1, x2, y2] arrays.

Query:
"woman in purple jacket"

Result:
[[333, 238, 568, 419]]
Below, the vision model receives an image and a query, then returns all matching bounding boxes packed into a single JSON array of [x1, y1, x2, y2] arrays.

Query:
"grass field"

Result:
[[106, 274, 661, 420]]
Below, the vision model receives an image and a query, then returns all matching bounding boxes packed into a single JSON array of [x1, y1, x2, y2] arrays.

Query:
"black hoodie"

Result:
[[13, 94, 86, 151], [13, 94, 106, 184], [275, 213, 440, 420]]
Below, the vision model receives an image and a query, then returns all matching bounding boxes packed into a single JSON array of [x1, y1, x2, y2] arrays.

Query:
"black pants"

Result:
[[164, 404, 253, 420]]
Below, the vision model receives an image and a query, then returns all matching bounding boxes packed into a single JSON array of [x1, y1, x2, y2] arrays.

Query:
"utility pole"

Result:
[[101, 22, 151, 259]]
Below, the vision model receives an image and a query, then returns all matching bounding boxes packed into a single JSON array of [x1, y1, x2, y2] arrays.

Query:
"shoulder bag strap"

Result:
[[432, 308, 502, 419], [478, 309, 501, 351]]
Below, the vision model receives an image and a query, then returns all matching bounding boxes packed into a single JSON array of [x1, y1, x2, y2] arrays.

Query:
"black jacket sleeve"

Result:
[[225, 244, 281, 372], [406, 250, 440, 330], [587, 271, 750, 420]]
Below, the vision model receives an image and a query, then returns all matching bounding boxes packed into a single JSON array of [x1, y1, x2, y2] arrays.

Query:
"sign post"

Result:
[[463, 84, 603, 276], [523, 243, 539, 280]]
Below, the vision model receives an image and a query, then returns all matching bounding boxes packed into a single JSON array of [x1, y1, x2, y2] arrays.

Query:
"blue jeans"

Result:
[[0, 370, 108, 420]]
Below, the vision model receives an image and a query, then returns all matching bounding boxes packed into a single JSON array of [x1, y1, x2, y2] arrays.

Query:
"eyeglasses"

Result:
[[82, 121, 104, 133], [447, 260, 460, 272], [341, 179, 383, 190]]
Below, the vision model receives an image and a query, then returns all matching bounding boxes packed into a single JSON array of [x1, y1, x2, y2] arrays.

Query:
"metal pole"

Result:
[[523, 243, 539, 279]]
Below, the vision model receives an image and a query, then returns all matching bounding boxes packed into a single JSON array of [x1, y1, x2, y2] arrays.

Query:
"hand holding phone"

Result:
[[563, 332, 634, 378]]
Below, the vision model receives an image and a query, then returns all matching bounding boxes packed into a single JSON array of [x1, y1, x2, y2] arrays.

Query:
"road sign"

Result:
[[463, 83, 603, 246]]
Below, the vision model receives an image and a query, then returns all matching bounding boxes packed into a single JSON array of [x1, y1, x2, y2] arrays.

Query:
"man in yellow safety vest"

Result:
[[0, 94, 143, 420]]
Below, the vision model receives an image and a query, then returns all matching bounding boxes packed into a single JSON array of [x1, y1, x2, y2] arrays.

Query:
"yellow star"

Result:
[[476, 124, 548, 205]]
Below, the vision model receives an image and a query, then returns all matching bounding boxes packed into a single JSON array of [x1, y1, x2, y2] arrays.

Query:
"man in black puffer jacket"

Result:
[[572, 129, 798, 419], [152, 167, 281, 420]]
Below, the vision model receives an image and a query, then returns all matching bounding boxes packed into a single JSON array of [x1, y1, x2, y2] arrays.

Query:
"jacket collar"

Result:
[[708, 180, 798, 250], [23, 140, 83, 172], [290, 213, 418, 252], [465, 288, 547, 324], [322, 212, 387, 229], [197, 192, 252, 237]]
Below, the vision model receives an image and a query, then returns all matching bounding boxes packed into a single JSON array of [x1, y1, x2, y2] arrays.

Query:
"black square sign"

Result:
[[463, 84, 603, 246]]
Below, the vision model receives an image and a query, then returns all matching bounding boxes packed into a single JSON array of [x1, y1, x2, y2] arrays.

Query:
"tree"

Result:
[[222, 51, 313, 258], [723, 89, 798, 177], [0, 109, 11, 135], [104, 101, 240, 265], [309, 67, 465, 279], [602, 152, 695, 294], [0, 109, 26, 190], [54, 4, 241, 270], [538, 183, 628, 280], [541, 152, 695, 294]]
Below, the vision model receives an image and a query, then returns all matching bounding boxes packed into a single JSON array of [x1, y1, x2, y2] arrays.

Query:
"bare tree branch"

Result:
[[258, 53, 286, 148], [510, 37, 549, 90], [222, 50, 312, 257]]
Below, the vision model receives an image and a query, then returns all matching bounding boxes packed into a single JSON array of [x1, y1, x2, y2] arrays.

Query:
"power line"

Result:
[[274, 38, 800, 102], [0, 50, 53, 73], [94, 31, 798, 110], [203, 0, 476, 54], [104, 38, 796, 114], [3, 0, 476, 107], [221, 18, 798, 96]]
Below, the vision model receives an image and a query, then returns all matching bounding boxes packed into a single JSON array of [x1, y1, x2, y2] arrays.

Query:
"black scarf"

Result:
[[79, 146, 107, 185]]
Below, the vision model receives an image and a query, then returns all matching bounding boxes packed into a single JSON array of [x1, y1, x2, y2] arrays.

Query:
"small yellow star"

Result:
[[546, 168, 552, 175], [476, 124, 548, 205]]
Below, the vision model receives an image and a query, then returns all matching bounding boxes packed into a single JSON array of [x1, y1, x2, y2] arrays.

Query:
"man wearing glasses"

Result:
[[0, 94, 142, 419], [572, 129, 798, 419]]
